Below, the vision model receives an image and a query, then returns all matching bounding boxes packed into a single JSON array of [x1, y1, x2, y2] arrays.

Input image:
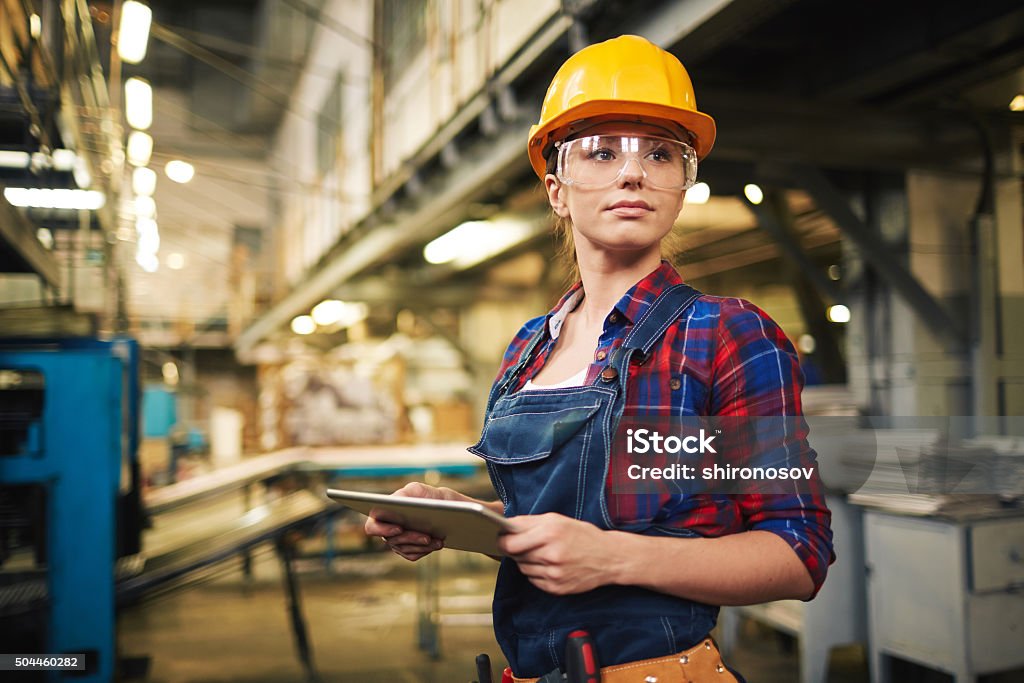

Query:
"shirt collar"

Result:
[[544, 260, 685, 338]]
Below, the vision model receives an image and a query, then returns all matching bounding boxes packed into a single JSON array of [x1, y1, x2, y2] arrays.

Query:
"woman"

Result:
[[366, 35, 833, 682]]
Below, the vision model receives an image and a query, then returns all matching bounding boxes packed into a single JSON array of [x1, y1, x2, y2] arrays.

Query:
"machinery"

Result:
[[0, 337, 143, 683]]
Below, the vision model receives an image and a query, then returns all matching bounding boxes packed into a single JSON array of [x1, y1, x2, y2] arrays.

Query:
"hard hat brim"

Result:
[[528, 100, 717, 179]]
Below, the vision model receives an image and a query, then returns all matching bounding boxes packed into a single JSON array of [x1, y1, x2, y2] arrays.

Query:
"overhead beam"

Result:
[[787, 164, 966, 348], [747, 190, 844, 303], [0, 183, 61, 287]]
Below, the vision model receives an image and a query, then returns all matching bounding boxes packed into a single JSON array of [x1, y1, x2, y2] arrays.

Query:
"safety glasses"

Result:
[[555, 134, 698, 191]]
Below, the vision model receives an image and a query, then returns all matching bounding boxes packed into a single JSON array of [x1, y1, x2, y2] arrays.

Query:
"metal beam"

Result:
[[748, 190, 844, 303], [787, 164, 966, 347], [0, 184, 61, 287]]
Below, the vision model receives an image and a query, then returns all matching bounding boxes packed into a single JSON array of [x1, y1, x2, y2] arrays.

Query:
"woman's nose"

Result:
[[617, 157, 646, 185]]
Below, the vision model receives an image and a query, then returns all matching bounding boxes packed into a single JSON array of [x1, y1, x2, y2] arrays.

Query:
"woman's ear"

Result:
[[545, 174, 570, 217]]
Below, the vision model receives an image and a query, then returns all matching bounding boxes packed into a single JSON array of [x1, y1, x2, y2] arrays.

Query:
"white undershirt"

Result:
[[521, 365, 589, 391]]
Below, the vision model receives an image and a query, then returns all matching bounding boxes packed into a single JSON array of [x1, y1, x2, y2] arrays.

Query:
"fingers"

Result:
[[364, 518, 402, 536]]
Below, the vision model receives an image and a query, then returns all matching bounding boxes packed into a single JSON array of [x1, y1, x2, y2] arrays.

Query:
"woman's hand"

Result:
[[498, 513, 621, 595], [363, 482, 462, 561]]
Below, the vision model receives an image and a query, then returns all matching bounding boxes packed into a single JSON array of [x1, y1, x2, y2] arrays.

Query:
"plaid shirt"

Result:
[[491, 261, 834, 596]]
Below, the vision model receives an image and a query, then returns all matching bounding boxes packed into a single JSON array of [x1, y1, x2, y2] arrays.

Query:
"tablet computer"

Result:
[[326, 488, 512, 556]]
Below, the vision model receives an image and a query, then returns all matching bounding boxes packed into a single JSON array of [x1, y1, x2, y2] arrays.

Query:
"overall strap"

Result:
[[493, 323, 548, 400], [610, 283, 703, 392]]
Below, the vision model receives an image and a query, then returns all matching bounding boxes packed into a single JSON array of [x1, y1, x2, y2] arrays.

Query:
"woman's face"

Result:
[[544, 121, 687, 260]]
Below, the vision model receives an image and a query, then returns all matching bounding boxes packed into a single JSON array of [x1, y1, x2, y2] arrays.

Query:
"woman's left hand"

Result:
[[498, 513, 619, 595]]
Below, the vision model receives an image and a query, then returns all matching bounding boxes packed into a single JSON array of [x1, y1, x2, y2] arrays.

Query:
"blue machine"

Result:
[[0, 337, 140, 683]]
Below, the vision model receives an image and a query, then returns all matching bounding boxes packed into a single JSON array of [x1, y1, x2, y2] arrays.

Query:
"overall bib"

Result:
[[470, 284, 720, 677]]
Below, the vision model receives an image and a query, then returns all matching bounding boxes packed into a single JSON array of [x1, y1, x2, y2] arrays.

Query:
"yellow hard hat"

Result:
[[527, 34, 716, 179]]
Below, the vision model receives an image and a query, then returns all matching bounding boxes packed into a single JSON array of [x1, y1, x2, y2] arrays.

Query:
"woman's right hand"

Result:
[[363, 482, 461, 561]]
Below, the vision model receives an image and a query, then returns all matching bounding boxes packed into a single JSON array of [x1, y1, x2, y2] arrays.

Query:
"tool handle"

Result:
[[500, 666, 513, 683], [475, 653, 493, 683], [564, 629, 600, 683]]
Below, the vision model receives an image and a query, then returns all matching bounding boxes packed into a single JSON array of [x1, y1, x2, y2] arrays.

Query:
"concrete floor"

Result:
[[115, 488, 1024, 683], [117, 535, 872, 683]]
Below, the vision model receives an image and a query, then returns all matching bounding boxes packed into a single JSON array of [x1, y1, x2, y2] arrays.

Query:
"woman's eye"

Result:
[[586, 148, 616, 162], [647, 148, 674, 163]]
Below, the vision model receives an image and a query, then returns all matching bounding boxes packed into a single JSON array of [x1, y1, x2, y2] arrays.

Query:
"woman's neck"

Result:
[[574, 249, 663, 325]]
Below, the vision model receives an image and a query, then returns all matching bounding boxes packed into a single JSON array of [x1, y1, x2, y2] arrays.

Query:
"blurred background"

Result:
[[0, 0, 1022, 681]]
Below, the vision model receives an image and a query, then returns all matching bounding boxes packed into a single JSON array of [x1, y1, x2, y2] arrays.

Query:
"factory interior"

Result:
[[1, 0, 1024, 681]]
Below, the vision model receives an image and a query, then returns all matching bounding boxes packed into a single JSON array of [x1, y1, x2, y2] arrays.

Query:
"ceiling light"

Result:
[[161, 361, 179, 386], [73, 156, 91, 189], [0, 151, 30, 168], [827, 304, 851, 324], [124, 77, 152, 130], [1010, 94, 1024, 112], [126, 131, 153, 167], [136, 217, 160, 254], [164, 159, 195, 184], [136, 251, 158, 272], [311, 299, 345, 326], [29, 14, 41, 40], [290, 315, 316, 335], [3, 187, 105, 210], [36, 227, 53, 250], [423, 218, 534, 268], [797, 334, 816, 354], [684, 182, 710, 205], [743, 183, 764, 205], [166, 252, 185, 270], [132, 166, 157, 196], [118, 2, 152, 64], [134, 194, 156, 219], [51, 149, 77, 171]]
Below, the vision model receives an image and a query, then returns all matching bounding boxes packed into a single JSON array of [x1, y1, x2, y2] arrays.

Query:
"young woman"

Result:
[[366, 35, 833, 682]]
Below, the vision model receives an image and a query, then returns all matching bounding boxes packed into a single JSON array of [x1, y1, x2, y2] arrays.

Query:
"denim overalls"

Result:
[[469, 284, 719, 677]]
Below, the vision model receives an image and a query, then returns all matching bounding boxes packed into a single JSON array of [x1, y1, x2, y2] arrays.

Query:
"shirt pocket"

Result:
[[469, 402, 602, 464]]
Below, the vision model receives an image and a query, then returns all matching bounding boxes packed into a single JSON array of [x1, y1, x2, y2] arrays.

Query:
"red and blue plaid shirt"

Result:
[[492, 261, 835, 596]]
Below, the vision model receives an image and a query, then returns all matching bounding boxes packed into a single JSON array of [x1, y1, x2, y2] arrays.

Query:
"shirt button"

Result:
[[600, 366, 618, 382], [670, 377, 682, 390], [596, 350, 607, 361], [608, 312, 619, 323]]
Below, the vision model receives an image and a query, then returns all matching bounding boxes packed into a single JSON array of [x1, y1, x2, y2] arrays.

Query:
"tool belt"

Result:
[[512, 637, 741, 683]]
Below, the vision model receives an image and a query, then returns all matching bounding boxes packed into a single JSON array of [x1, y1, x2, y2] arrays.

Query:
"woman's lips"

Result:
[[607, 201, 653, 218]]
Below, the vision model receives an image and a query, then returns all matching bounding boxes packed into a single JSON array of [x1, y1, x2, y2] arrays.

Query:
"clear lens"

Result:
[[556, 135, 697, 190]]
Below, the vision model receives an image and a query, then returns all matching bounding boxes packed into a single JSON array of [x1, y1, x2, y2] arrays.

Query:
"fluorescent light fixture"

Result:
[[124, 77, 152, 130], [164, 159, 195, 184], [827, 304, 851, 324], [126, 131, 153, 166], [166, 252, 185, 270], [136, 251, 159, 272], [684, 182, 710, 205], [0, 151, 30, 168], [51, 149, 76, 171], [118, 1, 152, 64], [3, 187, 105, 210], [743, 183, 764, 205], [1010, 94, 1024, 112], [134, 194, 156, 219], [136, 217, 160, 254], [290, 315, 316, 335], [424, 218, 535, 269], [132, 166, 157, 196], [311, 299, 345, 326], [73, 156, 91, 188]]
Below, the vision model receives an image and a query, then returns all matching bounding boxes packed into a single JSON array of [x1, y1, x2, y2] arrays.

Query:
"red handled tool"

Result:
[[564, 629, 600, 683]]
